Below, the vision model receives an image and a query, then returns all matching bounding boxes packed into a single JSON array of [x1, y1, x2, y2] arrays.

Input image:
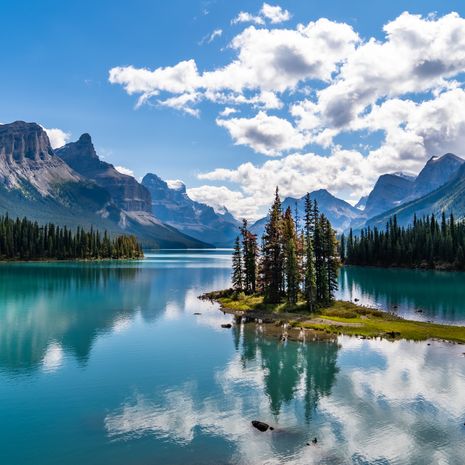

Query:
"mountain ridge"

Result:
[[0, 122, 210, 249]]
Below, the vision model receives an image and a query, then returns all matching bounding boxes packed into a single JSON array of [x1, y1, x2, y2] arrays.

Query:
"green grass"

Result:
[[203, 290, 465, 344]]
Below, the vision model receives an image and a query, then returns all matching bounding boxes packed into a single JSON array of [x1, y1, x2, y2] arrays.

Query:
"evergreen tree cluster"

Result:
[[343, 212, 465, 270], [232, 189, 340, 308], [0, 214, 143, 260]]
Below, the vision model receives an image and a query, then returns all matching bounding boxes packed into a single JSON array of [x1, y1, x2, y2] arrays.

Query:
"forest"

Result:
[[232, 189, 340, 309], [0, 214, 143, 260], [342, 213, 465, 270]]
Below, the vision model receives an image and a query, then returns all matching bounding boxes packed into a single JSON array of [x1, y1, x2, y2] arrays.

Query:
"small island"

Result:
[[203, 190, 465, 345], [0, 214, 143, 260]]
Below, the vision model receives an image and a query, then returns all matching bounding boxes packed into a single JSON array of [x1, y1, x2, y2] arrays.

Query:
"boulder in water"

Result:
[[251, 420, 273, 432]]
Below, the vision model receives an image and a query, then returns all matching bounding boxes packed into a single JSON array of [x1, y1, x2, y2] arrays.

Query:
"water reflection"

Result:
[[104, 327, 465, 465], [236, 325, 340, 419], [338, 266, 465, 324], [1, 253, 465, 465], [0, 254, 230, 374]]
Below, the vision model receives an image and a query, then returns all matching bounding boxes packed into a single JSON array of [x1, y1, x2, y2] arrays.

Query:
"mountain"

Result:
[[142, 173, 240, 246], [251, 189, 363, 238], [56, 134, 151, 212], [0, 122, 209, 249], [363, 174, 415, 218], [355, 195, 368, 210], [412, 153, 464, 198], [365, 160, 465, 229], [362, 154, 465, 222]]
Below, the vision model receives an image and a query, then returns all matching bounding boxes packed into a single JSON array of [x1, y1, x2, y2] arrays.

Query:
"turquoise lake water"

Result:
[[0, 252, 464, 464]]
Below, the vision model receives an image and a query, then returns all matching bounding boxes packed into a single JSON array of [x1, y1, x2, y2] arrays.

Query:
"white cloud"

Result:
[[232, 11, 265, 26], [260, 3, 291, 24], [109, 19, 359, 111], [166, 179, 185, 191], [111, 11, 465, 218], [115, 165, 135, 177], [198, 148, 376, 218], [187, 185, 259, 219], [42, 126, 71, 149], [200, 28, 223, 45], [232, 3, 290, 26], [219, 107, 238, 117], [217, 111, 309, 156]]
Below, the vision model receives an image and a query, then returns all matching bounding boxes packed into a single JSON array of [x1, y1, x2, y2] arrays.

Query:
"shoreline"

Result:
[[0, 257, 144, 264], [201, 290, 465, 344]]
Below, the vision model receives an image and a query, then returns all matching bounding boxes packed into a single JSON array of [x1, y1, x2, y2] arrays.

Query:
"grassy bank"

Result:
[[202, 290, 465, 344]]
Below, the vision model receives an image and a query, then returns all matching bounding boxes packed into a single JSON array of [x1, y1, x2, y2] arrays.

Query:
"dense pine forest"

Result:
[[342, 213, 465, 270], [0, 214, 143, 260], [232, 189, 340, 308]]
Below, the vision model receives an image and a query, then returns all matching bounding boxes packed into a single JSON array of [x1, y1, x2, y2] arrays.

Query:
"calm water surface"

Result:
[[0, 252, 464, 465], [337, 266, 465, 325]]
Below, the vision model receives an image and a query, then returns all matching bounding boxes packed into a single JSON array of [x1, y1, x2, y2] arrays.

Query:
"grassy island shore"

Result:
[[201, 290, 465, 344]]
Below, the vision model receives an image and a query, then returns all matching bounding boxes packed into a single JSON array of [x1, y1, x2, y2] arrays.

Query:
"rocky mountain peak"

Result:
[[56, 135, 152, 213], [364, 173, 414, 218], [414, 152, 464, 198], [0, 121, 54, 162], [59, 132, 98, 159]]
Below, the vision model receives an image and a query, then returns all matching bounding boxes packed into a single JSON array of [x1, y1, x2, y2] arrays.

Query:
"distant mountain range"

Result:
[[0, 121, 218, 248], [142, 173, 240, 247], [2, 121, 465, 247], [366, 160, 465, 229], [250, 152, 465, 235], [251, 189, 362, 237]]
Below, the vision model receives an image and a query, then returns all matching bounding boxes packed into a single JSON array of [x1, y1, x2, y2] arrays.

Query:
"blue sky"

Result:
[[2, 0, 465, 219]]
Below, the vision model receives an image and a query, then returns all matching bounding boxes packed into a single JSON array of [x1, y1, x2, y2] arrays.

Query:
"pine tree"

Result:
[[324, 217, 339, 303], [240, 219, 258, 294], [304, 194, 316, 310], [232, 236, 244, 291], [262, 187, 284, 303], [283, 207, 298, 304]]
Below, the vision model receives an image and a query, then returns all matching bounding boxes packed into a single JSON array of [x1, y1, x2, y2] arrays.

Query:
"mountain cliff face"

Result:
[[412, 153, 464, 198], [365, 162, 465, 229], [251, 189, 363, 238], [0, 121, 81, 196], [0, 122, 209, 249], [56, 134, 152, 212], [364, 174, 415, 218], [0, 121, 117, 218], [362, 154, 464, 222], [142, 173, 240, 246]]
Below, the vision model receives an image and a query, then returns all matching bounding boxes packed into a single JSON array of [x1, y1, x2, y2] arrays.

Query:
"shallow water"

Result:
[[0, 252, 464, 464]]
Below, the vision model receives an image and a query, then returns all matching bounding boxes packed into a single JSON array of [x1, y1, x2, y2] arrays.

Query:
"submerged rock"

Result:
[[251, 420, 273, 432]]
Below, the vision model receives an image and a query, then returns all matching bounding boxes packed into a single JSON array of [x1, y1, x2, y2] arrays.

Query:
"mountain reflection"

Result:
[[0, 261, 228, 373]]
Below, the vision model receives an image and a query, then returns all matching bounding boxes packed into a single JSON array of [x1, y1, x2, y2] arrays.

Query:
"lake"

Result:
[[0, 252, 464, 464]]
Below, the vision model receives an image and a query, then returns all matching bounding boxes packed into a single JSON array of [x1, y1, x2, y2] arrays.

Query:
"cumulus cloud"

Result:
[[42, 126, 71, 149], [187, 185, 259, 219], [115, 165, 135, 177], [217, 111, 309, 156], [219, 107, 238, 117], [109, 18, 359, 111], [197, 148, 376, 218], [232, 11, 264, 26], [111, 11, 465, 219], [260, 3, 291, 24], [232, 3, 290, 26]]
